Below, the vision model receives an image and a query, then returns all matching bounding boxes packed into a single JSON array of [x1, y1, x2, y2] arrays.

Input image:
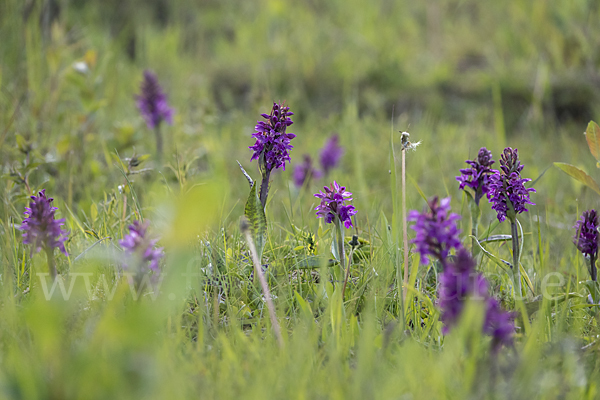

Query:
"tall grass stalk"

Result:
[[241, 218, 283, 348]]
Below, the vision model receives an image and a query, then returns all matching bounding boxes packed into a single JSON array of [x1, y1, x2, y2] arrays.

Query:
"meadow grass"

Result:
[[1, 0, 600, 398]]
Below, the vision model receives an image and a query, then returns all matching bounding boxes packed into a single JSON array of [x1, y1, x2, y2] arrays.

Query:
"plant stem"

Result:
[[402, 148, 409, 301], [154, 124, 163, 163], [469, 200, 481, 257], [591, 253, 597, 282], [337, 218, 349, 301], [45, 247, 57, 280], [241, 219, 283, 348], [259, 168, 272, 210], [511, 221, 522, 298]]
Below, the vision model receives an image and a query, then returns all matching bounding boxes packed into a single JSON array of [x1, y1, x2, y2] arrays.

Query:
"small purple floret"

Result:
[[120, 220, 163, 277], [20, 189, 68, 255], [408, 197, 461, 265], [487, 147, 535, 222], [293, 154, 322, 188], [249, 102, 295, 171], [314, 181, 357, 229], [456, 147, 495, 204], [136, 70, 174, 130], [319, 134, 344, 174]]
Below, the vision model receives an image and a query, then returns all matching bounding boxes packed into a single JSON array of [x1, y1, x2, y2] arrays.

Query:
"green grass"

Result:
[[1, 0, 600, 398]]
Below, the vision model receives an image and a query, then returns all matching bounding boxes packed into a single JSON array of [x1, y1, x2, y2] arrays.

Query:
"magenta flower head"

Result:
[[573, 209, 599, 281], [408, 197, 462, 265], [293, 154, 322, 188], [438, 248, 515, 350], [483, 297, 516, 351], [487, 147, 536, 222], [119, 220, 163, 282], [314, 181, 357, 229], [319, 134, 344, 175], [456, 147, 495, 205], [136, 70, 174, 130], [438, 248, 489, 333], [249, 102, 295, 171], [20, 190, 68, 255]]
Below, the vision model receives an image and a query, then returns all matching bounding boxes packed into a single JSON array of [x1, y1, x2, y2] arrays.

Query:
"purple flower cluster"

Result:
[[408, 197, 462, 265], [438, 248, 515, 350], [409, 197, 515, 349], [314, 181, 357, 229], [20, 190, 68, 255], [438, 249, 488, 329], [320, 134, 344, 175], [456, 147, 495, 204], [120, 220, 163, 277], [573, 210, 599, 259], [573, 209, 599, 281], [249, 102, 295, 171], [293, 154, 322, 188], [487, 147, 535, 222], [136, 70, 174, 130]]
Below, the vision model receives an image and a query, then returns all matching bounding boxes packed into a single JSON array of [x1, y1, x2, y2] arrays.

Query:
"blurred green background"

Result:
[[1, 0, 600, 398]]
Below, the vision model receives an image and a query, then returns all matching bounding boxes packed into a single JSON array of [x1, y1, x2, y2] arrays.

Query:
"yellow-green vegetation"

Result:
[[1, 0, 600, 398]]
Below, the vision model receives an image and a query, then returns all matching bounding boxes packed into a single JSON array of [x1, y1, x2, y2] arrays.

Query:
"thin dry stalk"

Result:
[[402, 147, 409, 301], [241, 219, 284, 348]]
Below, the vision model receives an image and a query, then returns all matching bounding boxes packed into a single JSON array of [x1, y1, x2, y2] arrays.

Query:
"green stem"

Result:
[[510, 221, 522, 298], [469, 200, 481, 257], [336, 217, 346, 274], [259, 168, 272, 210], [45, 247, 57, 280], [154, 124, 163, 163]]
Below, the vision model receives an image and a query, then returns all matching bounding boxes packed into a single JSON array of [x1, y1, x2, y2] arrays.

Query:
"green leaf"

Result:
[[585, 121, 600, 164], [478, 234, 513, 243], [470, 235, 512, 272], [554, 162, 600, 196], [244, 183, 267, 260]]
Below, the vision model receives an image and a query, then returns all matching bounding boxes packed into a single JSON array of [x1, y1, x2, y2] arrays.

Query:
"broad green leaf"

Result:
[[554, 162, 600, 196], [585, 121, 600, 164], [244, 183, 267, 260]]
